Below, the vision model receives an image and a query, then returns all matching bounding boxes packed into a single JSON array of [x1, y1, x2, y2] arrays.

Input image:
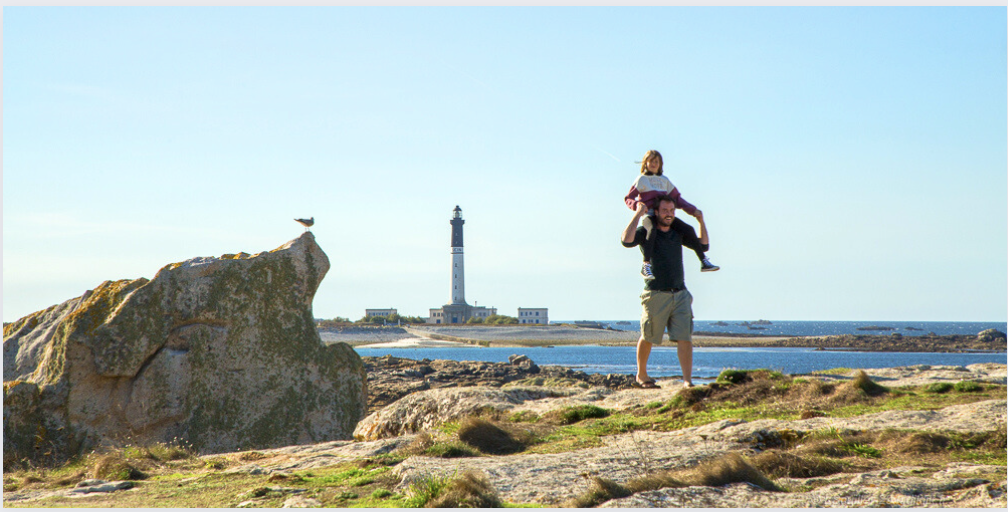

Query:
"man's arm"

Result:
[[695, 210, 709, 246], [622, 202, 648, 246], [672, 217, 709, 253]]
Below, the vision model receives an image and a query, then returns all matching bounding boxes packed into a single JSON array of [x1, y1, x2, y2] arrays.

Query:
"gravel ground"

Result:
[[406, 325, 641, 345], [318, 327, 417, 345]]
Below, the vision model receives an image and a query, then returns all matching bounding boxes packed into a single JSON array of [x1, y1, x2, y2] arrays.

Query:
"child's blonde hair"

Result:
[[639, 149, 663, 176]]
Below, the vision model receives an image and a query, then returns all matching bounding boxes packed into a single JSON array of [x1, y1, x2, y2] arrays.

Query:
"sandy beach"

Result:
[[320, 324, 793, 348], [354, 338, 471, 349], [320, 324, 1005, 352]]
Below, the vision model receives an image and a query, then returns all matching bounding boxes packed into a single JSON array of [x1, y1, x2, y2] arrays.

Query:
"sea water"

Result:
[[588, 320, 1008, 337], [354, 346, 1006, 381]]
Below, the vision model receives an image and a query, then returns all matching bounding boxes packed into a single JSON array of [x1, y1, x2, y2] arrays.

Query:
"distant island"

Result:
[[737, 319, 773, 327], [857, 325, 897, 331]]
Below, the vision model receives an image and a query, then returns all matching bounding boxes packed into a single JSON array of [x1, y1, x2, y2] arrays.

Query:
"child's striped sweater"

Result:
[[624, 174, 697, 215]]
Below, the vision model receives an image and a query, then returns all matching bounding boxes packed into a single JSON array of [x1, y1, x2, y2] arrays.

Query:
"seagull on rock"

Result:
[[295, 217, 314, 232]]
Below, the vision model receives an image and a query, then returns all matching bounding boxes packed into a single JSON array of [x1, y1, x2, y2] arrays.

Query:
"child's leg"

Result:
[[693, 246, 706, 262], [642, 215, 656, 263]]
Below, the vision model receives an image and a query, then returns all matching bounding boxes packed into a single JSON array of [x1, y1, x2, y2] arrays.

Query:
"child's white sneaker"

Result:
[[641, 262, 656, 280], [701, 258, 720, 272]]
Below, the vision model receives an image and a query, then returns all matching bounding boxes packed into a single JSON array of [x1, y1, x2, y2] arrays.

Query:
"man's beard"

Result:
[[656, 214, 675, 227]]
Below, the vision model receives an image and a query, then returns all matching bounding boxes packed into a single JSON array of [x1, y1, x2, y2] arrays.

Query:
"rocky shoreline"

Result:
[[362, 355, 635, 414], [4, 359, 1006, 508]]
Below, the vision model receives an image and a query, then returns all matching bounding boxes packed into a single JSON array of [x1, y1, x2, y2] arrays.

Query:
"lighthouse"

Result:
[[450, 205, 466, 305], [427, 205, 497, 324]]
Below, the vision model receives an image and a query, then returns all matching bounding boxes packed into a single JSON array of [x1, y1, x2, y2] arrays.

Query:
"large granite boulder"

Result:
[[3, 232, 366, 468]]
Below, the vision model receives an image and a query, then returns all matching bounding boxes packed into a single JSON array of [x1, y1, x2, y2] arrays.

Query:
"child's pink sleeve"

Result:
[[624, 185, 640, 210], [671, 188, 697, 215]]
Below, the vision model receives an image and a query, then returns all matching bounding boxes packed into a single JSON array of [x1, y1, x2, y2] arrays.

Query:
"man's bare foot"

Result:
[[634, 376, 660, 389]]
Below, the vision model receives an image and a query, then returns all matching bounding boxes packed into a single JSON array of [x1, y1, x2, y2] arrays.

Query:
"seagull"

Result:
[[295, 217, 314, 232]]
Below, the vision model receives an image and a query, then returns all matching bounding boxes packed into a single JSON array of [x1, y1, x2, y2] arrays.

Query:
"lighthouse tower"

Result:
[[450, 205, 466, 305], [427, 205, 497, 324]]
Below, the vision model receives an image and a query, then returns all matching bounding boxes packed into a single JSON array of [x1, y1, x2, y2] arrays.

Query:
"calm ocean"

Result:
[[353, 346, 1006, 381], [354, 321, 1006, 381], [585, 320, 1008, 337]]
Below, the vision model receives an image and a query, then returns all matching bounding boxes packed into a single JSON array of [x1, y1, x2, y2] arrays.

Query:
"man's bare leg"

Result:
[[675, 339, 693, 387], [636, 336, 653, 384]]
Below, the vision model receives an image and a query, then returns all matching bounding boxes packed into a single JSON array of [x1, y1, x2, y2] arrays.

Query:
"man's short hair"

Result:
[[655, 194, 678, 210]]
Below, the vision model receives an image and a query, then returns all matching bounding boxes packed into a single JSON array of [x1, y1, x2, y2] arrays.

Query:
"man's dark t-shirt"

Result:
[[623, 218, 709, 291]]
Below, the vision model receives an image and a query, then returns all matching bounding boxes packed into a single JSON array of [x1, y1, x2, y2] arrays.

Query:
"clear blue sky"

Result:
[[4, 7, 1006, 323]]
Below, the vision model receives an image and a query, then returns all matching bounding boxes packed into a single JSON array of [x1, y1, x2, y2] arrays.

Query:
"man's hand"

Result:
[[635, 202, 648, 217], [691, 208, 703, 220], [624, 202, 648, 244]]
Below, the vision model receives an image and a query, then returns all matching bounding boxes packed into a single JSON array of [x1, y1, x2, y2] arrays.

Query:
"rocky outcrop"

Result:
[[361, 355, 634, 413], [353, 386, 578, 441], [3, 233, 366, 468], [978, 329, 1007, 344], [776, 331, 1008, 352]]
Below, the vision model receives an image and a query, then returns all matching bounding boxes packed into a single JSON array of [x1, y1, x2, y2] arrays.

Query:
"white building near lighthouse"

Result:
[[518, 308, 549, 325]]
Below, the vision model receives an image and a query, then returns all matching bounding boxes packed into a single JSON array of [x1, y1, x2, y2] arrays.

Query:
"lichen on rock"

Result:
[[3, 232, 366, 469]]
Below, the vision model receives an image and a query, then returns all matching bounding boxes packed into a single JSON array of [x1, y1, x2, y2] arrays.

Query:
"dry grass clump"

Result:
[[401, 432, 479, 458], [673, 386, 713, 407], [793, 438, 850, 458], [673, 452, 782, 491], [457, 417, 527, 455], [90, 452, 147, 480], [844, 370, 889, 397], [626, 453, 782, 495], [749, 451, 844, 478], [238, 451, 268, 462], [790, 380, 836, 403], [877, 431, 949, 454], [566, 452, 781, 507], [564, 477, 632, 508], [874, 428, 1006, 456], [799, 409, 826, 419], [403, 432, 436, 455], [426, 470, 502, 508]]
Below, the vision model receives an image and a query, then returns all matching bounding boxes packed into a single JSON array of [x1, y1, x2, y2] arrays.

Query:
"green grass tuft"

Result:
[[926, 382, 954, 394], [717, 369, 749, 385], [404, 472, 454, 507], [555, 405, 611, 424], [954, 381, 983, 393], [509, 410, 541, 423]]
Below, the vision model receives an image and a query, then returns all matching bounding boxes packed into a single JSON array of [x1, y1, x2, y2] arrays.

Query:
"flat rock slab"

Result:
[[812, 363, 1006, 387], [601, 471, 1006, 508], [393, 399, 1007, 505], [5, 480, 135, 503], [224, 436, 415, 474]]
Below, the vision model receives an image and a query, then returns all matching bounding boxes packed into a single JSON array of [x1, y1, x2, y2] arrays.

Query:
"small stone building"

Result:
[[518, 308, 549, 325]]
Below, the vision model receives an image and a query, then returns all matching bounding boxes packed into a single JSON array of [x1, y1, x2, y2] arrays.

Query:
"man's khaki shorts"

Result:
[[640, 289, 693, 345]]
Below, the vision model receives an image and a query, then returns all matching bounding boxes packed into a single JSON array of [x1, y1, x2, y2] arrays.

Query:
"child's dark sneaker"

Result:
[[701, 258, 720, 272], [641, 262, 655, 280]]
